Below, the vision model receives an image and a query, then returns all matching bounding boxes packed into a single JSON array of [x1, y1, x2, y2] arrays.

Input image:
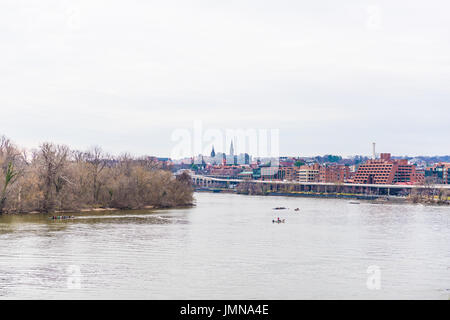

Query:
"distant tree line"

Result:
[[313, 154, 342, 164], [0, 136, 193, 214]]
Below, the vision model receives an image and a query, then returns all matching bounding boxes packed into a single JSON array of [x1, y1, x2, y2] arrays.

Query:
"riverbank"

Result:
[[195, 187, 449, 205], [0, 203, 195, 215]]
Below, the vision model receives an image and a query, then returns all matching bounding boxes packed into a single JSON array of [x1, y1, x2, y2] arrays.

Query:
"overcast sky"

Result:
[[1, 0, 449, 158]]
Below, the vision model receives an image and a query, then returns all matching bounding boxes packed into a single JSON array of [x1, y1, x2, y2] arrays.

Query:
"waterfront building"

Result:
[[278, 166, 297, 181], [261, 166, 279, 180], [252, 168, 261, 180], [209, 165, 243, 178], [425, 162, 450, 184], [237, 171, 253, 180], [297, 164, 320, 182], [415, 169, 425, 184], [319, 164, 350, 183], [353, 153, 421, 184]]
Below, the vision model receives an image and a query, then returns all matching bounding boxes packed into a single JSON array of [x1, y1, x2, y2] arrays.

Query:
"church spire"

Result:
[[211, 145, 216, 157]]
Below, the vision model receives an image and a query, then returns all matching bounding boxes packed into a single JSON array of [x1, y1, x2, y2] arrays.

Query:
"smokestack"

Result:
[[372, 142, 376, 159]]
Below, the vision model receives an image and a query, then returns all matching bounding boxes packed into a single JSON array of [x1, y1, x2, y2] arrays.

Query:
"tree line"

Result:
[[0, 136, 193, 214]]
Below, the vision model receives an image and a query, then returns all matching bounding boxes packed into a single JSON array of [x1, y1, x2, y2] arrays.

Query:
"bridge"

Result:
[[191, 174, 450, 196]]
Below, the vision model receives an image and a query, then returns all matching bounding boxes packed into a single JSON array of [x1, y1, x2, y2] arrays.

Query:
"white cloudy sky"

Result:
[[0, 0, 449, 157]]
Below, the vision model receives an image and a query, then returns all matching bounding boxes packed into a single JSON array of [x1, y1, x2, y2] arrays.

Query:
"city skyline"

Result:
[[0, 132, 449, 160]]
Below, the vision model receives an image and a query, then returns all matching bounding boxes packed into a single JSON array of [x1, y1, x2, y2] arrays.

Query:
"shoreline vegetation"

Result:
[[196, 186, 450, 206], [0, 136, 194, 215]]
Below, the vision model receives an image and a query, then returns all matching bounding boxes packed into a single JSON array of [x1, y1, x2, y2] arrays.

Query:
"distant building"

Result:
[[278, 166, 297, 181], [145, 156, 172, 170], [225, 141, 236, 165], [209, 165, 243, 178], [261, 166, 278, 180], [252, 168, 261, 180], [319, 164, 350, 183], [425, 162, 450, 184], [415, 169, 425, 184], [237, 171, 253, 180], [278, 157, 295, 167], [225, 155, 236, 165], [203, 152, 225, 165], [236, 153, 251, 165], [353, 153, 421, 184], [297, 164, 320, 182]]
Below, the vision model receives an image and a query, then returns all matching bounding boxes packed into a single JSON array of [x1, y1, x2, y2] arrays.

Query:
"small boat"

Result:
[[273, 207, 287, 210], [294, 208, 300, 211], [349, 201, 360, 204], [272, 219, 286, 223]]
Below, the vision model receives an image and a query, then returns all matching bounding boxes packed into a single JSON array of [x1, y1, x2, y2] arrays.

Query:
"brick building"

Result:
[[278, 166, 298, 181], [319, 164, 351, 183], [353, 153, 421, 184], [209, 165, 243, 178]]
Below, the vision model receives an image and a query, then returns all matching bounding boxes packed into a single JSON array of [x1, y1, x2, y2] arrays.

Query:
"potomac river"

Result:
[[0, 192, 449, 299]]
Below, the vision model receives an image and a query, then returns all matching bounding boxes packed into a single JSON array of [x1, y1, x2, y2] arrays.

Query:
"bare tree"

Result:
[[0, 162, 18, 214], [0, 136, 24, 213], [422, 176, 438, 202], [36, 143, 69, 212], [85, 146, 110, 204], [0, 136, 194, 213]]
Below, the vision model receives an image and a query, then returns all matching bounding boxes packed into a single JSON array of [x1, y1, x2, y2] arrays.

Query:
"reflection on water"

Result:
[[0, 193, 449, 299]]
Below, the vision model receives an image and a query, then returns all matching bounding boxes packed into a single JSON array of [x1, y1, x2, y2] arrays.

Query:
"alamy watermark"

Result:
[[366, 265, 381, 290], [67, 264, 82, 289], [366, 5, 382, 31], [171, 120, 280, 165], [66, 6, 81, 31]]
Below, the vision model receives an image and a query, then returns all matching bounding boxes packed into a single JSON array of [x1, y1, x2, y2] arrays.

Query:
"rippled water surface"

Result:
[[0, 192, 449, 299]]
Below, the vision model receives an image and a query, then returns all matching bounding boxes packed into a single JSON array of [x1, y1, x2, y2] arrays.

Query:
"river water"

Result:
[[0, 192, 449, 299]]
